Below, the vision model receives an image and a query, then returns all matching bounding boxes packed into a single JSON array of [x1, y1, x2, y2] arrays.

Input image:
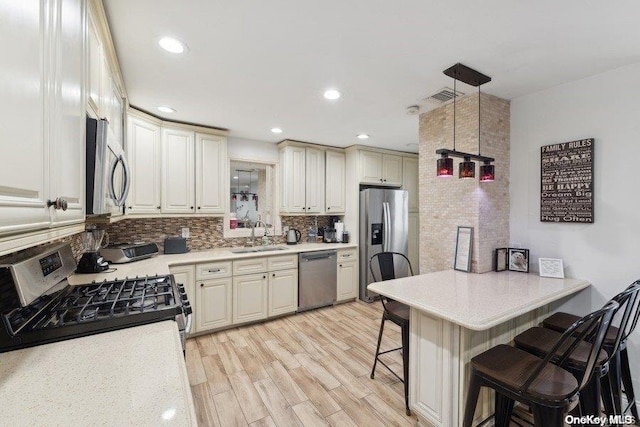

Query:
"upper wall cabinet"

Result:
[[0, 0, 85, 237], [279, 143, 326, 214], [126, 109, 227, 216], [402, 157, 419, 212], [325, 150, 346, 214], [358, 151, 403, 186]]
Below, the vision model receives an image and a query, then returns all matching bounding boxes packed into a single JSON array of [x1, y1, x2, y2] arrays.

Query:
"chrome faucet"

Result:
[[250, 219, 269, 246]]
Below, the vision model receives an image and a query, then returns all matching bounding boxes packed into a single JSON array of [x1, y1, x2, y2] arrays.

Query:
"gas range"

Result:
[[0, 244, 192, 353]]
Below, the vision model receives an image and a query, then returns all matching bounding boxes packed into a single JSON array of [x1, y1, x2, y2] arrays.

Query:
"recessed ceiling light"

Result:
[[323, 89, 342, 100], [357, 134, 370, 140], [158, 37, 188, 54], [271, 127, 283, 134], [157, 106, 176, 113], [233, 176, 238, 179]]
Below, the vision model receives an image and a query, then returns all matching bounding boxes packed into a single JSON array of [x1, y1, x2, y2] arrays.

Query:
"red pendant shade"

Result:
[[436, 157, 453, 177]]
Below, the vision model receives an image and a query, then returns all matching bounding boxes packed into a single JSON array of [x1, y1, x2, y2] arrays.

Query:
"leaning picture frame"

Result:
[[454, 226, 473, 272], [508, 248, 530, 273], [494, 248, 508, 272], [539, 258, 565, 278]]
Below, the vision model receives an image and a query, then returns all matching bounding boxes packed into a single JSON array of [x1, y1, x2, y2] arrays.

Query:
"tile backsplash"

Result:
[[104, 216, 332, 251]]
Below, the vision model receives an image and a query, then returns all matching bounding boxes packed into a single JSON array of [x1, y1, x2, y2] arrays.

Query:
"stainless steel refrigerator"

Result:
[[359, 188, 409, 302]]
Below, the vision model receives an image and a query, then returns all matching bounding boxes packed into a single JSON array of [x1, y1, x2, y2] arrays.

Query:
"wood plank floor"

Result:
[[186, 300, 417, 427]]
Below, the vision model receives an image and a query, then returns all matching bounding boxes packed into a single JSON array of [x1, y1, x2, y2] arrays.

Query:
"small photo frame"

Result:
[[508, 248, 530, 273], [494, 248, 508, 272], [454, 226, 473, 272], [539, 258, 565, 278]]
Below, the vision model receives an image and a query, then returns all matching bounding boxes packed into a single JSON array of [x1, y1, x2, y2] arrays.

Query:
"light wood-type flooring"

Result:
[[185, 300, 417, 427]]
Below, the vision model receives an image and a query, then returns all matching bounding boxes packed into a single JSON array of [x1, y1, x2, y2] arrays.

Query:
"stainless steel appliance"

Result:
[[298, 250, 337, 311], [100, 242, 159, 263], [359, 188, 409, 302], [0, 243, 192, 354], [86, 117, 130, 215], [286, 228, 301, 245], [76, 229, 109, 273]]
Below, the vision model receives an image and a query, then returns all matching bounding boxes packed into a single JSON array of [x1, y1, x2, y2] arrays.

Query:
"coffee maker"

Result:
[[76, 229, 109, 273]]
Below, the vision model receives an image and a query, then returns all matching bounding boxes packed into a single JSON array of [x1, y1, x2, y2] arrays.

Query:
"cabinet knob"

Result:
[[272, 273, 276, 277], [157, 206, 161, 209], [383, 179, 387, 182], [197, 206, 201, 210], [200, 283, 204, 287], [327, 207, 330, 210], [263, 275, 266, 279], [339, 264, 342, 267], [128, 206, 132, 209], [47, 198, 68, 211]]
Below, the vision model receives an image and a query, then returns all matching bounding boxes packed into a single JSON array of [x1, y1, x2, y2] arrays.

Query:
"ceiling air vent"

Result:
[[425, 87, 464, 104]]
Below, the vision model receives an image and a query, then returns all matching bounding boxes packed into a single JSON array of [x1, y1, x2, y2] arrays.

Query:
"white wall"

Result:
[[227, 136, 279, 162], [510, 61, 640, 403]]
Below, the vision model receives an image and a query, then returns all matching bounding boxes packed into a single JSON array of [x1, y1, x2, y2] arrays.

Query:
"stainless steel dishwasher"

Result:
[[298, 250, 337, 312]]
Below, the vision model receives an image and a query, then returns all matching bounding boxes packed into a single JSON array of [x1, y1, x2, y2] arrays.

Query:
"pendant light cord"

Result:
[[478, 85, 481, 156], [453, 78, 456, 152]]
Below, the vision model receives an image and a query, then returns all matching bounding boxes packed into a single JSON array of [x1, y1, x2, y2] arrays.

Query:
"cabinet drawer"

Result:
[[196, 261, 232, 280], [233, 257, 268, 276], [337, 249, 357, 262], [268, 254, 298, 271]]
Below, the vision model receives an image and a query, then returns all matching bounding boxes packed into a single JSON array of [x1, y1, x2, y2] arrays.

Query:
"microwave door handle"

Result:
[[118, 154, 131, 206], [110, 155, 130, 207]]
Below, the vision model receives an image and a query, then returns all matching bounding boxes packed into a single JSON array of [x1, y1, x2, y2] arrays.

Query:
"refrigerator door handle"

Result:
[[382, 202, 391, 252]]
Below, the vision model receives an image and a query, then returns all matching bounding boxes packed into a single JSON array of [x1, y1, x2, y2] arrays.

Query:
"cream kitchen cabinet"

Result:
[[358, 151, 403, 186], [268, 269, 298, 317], [195, 133, 226, 214], [279, 144, 325, 214], [126, 114, 162, 214], [402, 157, 419, 212], [325, 150, 346, 214], [170, 264, 197, 329], [233, 273, 268, 323], [337, 249, 358, 301], [408, 212, 420, 274], [161, 128, 195, 214], [197, 278, 233, 331], [0, 0, 85, 237]]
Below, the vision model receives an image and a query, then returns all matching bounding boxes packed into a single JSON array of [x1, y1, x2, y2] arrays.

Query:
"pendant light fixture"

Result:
[[435, 63, 495, 181]]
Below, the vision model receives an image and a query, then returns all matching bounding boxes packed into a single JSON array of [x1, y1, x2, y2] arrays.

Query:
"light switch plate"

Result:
[[181, 227, 190, 239]]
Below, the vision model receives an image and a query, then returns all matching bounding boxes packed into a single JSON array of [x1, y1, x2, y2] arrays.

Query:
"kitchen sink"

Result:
[[230, 246, 289, 254]]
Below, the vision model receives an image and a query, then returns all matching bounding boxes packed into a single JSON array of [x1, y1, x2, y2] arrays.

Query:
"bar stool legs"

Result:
[[621, 348, 640, 420], [402, 323, 410, 416], [370, 314, 386, 379], [494, 393, 515, 427]]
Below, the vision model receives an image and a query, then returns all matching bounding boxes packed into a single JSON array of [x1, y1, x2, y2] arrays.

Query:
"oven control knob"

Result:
[[183, 303, 192, 315]]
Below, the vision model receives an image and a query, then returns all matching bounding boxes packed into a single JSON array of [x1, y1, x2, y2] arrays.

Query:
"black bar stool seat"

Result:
[[544, 312, 619, 344]]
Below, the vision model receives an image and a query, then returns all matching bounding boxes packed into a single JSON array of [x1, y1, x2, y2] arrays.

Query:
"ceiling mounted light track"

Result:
[[435, 63, 495, 182]]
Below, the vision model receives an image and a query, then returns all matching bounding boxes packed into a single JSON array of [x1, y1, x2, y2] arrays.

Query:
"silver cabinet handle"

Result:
[[47, 198, 68, 211]]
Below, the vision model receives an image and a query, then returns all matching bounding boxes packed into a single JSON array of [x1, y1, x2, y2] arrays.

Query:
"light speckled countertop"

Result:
[[0, 321, 197, 426], [368, 269, 590, 331], [68, 242, 357, 285]]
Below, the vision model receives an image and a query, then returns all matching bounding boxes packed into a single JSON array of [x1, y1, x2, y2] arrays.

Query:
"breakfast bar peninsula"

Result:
[[368, 269, 590, 427]]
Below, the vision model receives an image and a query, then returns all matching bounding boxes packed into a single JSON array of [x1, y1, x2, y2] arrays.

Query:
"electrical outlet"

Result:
[[283, 226, 289, 235], [181, 227, 190, 239]]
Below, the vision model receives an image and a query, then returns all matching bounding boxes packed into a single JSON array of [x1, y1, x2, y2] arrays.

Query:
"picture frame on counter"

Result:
[[508, 248, 530, 273], [539, 258, 565, 278], [454, 226, 473, 272], [494, 248, 508, 272]]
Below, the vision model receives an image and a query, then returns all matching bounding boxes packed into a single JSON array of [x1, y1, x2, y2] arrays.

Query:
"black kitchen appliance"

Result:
[[164, 237, 189, 254], [0, 243, 192, 353], [76, 229, 109, 273]]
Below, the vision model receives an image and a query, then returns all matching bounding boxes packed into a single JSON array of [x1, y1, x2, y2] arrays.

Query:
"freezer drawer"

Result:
[[298, 250, 337, 312]]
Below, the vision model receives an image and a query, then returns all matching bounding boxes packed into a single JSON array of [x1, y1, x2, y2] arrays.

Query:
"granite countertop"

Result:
[[0, 321, 197, 426], [367, 269, 590, 331], [68, 242, 357, 285]]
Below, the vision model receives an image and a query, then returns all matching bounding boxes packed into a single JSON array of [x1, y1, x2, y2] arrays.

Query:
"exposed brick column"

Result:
[[418, 93, 510, 273]]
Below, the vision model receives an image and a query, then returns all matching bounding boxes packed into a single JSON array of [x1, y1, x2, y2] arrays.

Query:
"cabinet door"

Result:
[[325, 151, 345, 214], [402, 157, 419, 212], [161, 128, 195, 214], [195, 133, 226, 214], [305, 148, 325, 214], [359, 151, 383, 184], [0, 0, 50, 234], [87, 12, 102, 116], [337, 261, 358, 301], [233, 273, 268, 323], [268, 269, 298, 317], [382, 154, 403, 186], [280, 146, 306, 213], [408, 212, 420, 274], [197, 278, 232, 331], [170, 265, 197, 332], [126, 116, 161, 214], [48, 0, 86, 227]]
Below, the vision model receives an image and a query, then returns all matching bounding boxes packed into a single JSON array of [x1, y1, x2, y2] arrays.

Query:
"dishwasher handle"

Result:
[[300, 251, 336, 261]]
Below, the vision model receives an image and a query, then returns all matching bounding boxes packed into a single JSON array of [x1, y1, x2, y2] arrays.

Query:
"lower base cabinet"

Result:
[[337, 249, 358, 301], [169, 265, 197, 332], [233, 273, 268, 323], [268, 268, 298, 317], [197, 278, 232, 331]]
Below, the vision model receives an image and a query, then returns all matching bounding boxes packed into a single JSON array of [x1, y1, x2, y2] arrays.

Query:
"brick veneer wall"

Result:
[[418, 93, 510, 273]]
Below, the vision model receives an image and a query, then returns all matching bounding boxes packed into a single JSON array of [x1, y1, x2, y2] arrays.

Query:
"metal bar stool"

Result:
[[542, 281, 640, 422], [463, 300, 618, 427], [369, 251, 414, 416]]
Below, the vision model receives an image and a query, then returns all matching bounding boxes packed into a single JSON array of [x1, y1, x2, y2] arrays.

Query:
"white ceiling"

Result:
[[104, 1, 640, 152]]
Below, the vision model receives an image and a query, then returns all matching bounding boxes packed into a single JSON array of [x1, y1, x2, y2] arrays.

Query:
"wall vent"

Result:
[[425, 87, 464, 104]]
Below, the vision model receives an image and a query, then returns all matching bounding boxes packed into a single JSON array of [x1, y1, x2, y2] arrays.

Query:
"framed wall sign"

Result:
[[494, 248, 508, 272], [508, 248, 530, 273], [454, 226, 473, 272], [540, 138, 594, 223], [539, 258, 565, 278]]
